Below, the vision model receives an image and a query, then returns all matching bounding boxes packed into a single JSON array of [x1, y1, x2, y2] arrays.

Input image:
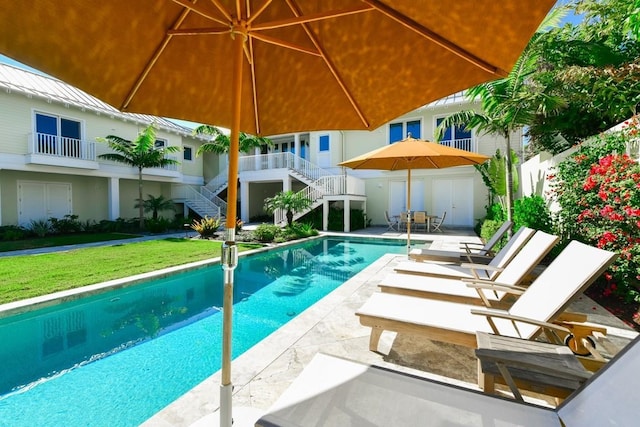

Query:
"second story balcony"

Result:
[[439, 137, 477, 153], [26, 132, 99, 169]]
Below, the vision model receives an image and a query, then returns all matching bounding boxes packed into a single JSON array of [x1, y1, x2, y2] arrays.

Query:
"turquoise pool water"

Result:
[[0, 237, 405, 426]]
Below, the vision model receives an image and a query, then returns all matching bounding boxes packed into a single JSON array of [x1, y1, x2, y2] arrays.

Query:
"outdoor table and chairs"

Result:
[[393, 211, 439, 232]]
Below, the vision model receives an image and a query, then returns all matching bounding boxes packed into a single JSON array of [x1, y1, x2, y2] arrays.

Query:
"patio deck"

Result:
[[142, 227, 638, 427]]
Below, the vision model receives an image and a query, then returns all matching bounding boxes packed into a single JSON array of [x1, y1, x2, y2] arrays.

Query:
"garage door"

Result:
[[18, 181, 72, 226]]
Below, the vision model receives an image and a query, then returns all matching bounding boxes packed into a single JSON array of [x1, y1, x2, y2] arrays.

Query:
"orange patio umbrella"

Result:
[[0, 1, 553, 425], [339, 136, 489, 253]]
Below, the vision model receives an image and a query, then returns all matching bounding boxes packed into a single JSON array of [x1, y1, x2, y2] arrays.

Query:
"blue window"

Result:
[[319, 135, 329, 151], [183, 146, 193, 161], [436, 117, 473, 150], [389, 119, 421, 143]]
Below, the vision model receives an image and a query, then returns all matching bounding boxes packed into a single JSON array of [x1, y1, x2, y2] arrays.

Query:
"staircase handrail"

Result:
[[172, 184, 221, 218], [200, 186, 227, 215]]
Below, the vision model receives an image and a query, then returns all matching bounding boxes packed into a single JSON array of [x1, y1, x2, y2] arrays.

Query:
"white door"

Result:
[[431, 178, 474, 227], [18, 181, 72, 226], [389, 181, 406, 217], [409, 179, 424, 212]]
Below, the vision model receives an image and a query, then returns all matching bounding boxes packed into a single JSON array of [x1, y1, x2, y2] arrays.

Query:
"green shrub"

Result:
[[191, 216, 221, 237], [49, 214, 83, 234], [253, 223, 281, 242], [479, 219, 503, 245], [0, 226, 27, 241], [29, 219, 51, 237], [513, 195, 553, 233], [145, 217, 172, 233]]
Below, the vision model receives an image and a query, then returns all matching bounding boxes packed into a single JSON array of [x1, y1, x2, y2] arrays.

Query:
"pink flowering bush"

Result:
[[551, 117, 640, 303]]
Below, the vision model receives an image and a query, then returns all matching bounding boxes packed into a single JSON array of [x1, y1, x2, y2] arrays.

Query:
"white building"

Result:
[[0, 63, 520, 231]]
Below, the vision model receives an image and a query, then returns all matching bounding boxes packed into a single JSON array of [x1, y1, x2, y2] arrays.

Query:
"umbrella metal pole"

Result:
[[220, 28, 245, 427]]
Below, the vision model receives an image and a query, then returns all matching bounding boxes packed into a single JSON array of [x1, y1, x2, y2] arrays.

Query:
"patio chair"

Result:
[[357, 240, 617, 352], [413, 211, 427, 232], [384, 211, 398, 231], [256, 335, 640, 427], [395, 227, 536, 281], [398, 211, 409, 231], [431, 211, 446, 232], [409, 220, 513, 263], [380, 230, 559, 307]]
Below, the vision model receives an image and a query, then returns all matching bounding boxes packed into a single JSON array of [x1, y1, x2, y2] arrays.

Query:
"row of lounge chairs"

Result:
[[257, 224, 631, 426]]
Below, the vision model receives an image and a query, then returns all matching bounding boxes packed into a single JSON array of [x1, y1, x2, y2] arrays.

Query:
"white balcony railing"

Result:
[[439, 138, 476, 153], [29, 132, 96, 161]]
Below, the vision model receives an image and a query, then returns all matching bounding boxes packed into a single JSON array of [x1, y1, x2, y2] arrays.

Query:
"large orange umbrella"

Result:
[[0, 1, 553, 424], [339, 136, 489, 253]]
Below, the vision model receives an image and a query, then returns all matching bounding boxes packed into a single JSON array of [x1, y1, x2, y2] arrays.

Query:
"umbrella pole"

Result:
[[220, 30, 245, 427], [406, 168, 411, 256]]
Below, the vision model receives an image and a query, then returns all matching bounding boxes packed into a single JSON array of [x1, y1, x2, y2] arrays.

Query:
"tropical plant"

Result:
[[527, 0, 640, 154], [193, 125, 274, 155], [475, 150, 520, 209], [190, 216, 221, 237], [97, 123, 180, 229], [550, 119, 640, 304], [435, 9, 565, 227], [29, 219, 51, 238], [135, 194, 175, 220], [264, 191, 312, 226]]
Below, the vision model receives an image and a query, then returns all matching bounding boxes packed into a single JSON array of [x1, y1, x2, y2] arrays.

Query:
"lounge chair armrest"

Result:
[[474, 348, 593, 381], [459, 263, 503, 272], [470, 309, 572, 334], [464, 281, 527, 295], [462, 278, 527, 291]]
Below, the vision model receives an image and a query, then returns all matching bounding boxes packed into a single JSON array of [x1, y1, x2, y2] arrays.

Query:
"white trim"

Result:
[[433, 114, 474, 141], [32, 108, 86, 142]]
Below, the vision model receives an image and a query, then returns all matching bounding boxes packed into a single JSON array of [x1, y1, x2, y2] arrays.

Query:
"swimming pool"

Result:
[[0, 236, 405, 426]]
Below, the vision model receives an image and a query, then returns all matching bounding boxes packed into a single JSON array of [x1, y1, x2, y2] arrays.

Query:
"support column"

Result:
[[294, 133, 301, 170], [254, 147, 261, 170], [107, 177, 120, 220], [322, 200, 329, 231], [344, 199, 351, 232], [240, 180, 249, 222], [283, 177, 291, 192]]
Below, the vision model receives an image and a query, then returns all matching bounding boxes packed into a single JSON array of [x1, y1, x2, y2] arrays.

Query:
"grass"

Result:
[[0, 233, 142, 252], [0, 238, 263, 305]]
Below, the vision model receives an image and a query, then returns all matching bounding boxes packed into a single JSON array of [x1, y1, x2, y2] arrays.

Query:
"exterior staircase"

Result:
[[198, 152, 364, 225], [171, 184, 225, 220]]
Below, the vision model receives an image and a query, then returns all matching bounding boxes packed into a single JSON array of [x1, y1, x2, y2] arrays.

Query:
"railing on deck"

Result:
[[29, 132, 96, 161], [439, 138, 476, 153]]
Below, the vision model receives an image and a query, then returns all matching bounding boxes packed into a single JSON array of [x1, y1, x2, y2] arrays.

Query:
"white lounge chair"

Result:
[[384, 210, 398, 231], [395, 227, 536, 280], [431, 211, 446, 232], [380, 230, 559, 307], [357, 241, 617, 352], [256, 335, 640, 426], [409, 220, 513, 263]]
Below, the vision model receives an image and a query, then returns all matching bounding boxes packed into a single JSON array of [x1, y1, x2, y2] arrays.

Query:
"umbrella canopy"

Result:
[[0, 2, 553, 425], [339, 136, 489, 252]]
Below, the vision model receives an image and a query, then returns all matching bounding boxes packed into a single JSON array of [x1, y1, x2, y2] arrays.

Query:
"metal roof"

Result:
[[0, 62, 194, 136]]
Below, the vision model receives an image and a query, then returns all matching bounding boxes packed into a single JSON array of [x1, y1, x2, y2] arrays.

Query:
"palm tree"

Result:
[[264, 191, 312, 226], [97, 124, 180, 229], [135, 194, 175, 220], [435, 9, 565, 228], [194, 125, 273, 155]]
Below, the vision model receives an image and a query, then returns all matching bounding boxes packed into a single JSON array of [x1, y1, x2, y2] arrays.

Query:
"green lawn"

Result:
[[0, 238, 263, 305], [0, 233, 142, 252]]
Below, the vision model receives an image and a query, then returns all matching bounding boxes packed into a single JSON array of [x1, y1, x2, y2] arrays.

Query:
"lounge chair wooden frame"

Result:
[[395, 227, 536, 280], [409, 220, 513, 263], [357, 241, 617, 352], [380, 231, 559, 307]]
